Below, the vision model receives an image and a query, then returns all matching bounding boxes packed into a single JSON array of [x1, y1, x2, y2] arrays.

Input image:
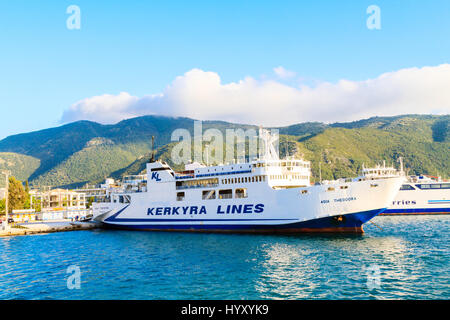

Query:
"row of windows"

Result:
[[253, 162, 310, 168], [400, 183, 450, 190], [269, 174, 309, 180], [176, 188, 248, 201], [176, 178, 219, 190], [415, 183, 450, 190], [326, 185, 349, 192], [222, 176, 266, 185]]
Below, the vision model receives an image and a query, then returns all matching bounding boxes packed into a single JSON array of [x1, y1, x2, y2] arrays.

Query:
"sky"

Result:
[[0, 0, 449, 139]]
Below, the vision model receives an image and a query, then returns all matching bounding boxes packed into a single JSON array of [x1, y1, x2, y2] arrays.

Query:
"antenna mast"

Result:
[[150, 136, 155, 162]]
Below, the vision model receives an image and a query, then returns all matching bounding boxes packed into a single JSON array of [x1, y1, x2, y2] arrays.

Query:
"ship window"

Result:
[[430, 184, 441, 189], [441, 184, 450, 189], [327, 187, 335, 191], [340, 186, 348, 189], [176, 192, 185, 201], [202, 190, 216, 200], [219, 189, 232, 199], [416, 184, 430, 189], [301, 190, 308, 194], [235, 188, 248, 198], [400, 184, 415, 190]]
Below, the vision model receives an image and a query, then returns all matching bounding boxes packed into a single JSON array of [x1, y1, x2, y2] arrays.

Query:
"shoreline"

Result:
[[0, 221, 99, 237]]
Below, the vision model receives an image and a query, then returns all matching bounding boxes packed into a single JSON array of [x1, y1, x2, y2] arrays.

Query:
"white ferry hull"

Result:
[[382, 182, 450, 215], [93, 177, 404, 233]]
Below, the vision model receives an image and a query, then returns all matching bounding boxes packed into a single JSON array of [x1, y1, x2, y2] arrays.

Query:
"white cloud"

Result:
[[61, 64, 450, 126], [273, 66, 297, 79]]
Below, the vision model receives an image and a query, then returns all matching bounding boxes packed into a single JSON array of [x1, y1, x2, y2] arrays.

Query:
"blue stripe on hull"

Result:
[[102, 208, 383, 233], [382, 207, 450, 214]]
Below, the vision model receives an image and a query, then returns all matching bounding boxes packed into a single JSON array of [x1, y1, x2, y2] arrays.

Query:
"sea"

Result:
[[0, 215, 448, 300]]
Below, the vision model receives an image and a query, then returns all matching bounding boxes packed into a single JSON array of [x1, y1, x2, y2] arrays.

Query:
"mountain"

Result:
[[0, 114, 448, 188]]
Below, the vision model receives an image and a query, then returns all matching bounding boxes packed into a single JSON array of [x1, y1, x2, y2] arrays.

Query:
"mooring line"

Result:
[[370, 220, 383, 231]]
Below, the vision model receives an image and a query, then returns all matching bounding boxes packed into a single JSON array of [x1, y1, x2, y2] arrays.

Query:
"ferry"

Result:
[[92, 129, 404, 233], [359, 163, 450, 215], [384, 175, 450, 215]]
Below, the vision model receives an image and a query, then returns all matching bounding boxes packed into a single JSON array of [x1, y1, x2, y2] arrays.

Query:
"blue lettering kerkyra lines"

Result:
[[151, 172, 161, 181], [217, 204, 264, 214], [147, 206, 207, 215], [146, 204, 265, 216]]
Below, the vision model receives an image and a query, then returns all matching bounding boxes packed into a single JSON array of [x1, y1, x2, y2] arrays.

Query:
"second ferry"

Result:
[[93, 129, 404, 233], [358, 163, 450, 215]]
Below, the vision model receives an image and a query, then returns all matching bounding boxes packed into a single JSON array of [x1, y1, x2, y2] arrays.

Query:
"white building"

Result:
[[31, 188, 86, 212]]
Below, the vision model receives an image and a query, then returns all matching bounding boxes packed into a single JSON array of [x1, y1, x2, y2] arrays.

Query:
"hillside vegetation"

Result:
[[0, 114, 447, 187], [0, 153, 40, 187]]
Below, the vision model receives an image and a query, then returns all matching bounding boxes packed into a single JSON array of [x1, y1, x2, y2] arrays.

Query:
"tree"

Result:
[[7, 176, 29, 213], [0, 198, 5, 215], [86, 196, 95, 209], [32, 198, 42, 213]]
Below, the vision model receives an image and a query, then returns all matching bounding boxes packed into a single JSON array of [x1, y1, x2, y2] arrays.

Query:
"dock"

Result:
[[0, 221, 99, 237]]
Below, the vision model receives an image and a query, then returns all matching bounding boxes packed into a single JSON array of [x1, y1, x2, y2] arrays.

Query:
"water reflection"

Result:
[[253, 232, 436, 299], [0, 215, 449, 299]]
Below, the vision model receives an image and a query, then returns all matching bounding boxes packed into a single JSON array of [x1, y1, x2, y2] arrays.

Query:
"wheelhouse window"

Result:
[[219, 189, 233, 199], [235, 188, 248, 198]]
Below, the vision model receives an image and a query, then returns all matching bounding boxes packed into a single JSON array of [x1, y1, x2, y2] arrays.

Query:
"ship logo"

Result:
[[151, 172, 161, 181]]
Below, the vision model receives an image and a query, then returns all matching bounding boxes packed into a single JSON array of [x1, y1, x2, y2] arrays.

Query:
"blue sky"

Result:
[[0, 0, 449, 139]]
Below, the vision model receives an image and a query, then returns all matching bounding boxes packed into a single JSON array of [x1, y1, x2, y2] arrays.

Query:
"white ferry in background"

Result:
[[383, 175, 450, 215], [92, 129, 404, 233], [360, 163, 450, 215]]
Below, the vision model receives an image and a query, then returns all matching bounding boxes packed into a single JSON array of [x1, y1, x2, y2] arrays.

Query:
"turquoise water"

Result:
[[0, 215, 448, 300]]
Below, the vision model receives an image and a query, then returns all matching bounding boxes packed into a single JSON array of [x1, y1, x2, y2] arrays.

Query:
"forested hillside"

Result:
[[0, 114, 447, 188]]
